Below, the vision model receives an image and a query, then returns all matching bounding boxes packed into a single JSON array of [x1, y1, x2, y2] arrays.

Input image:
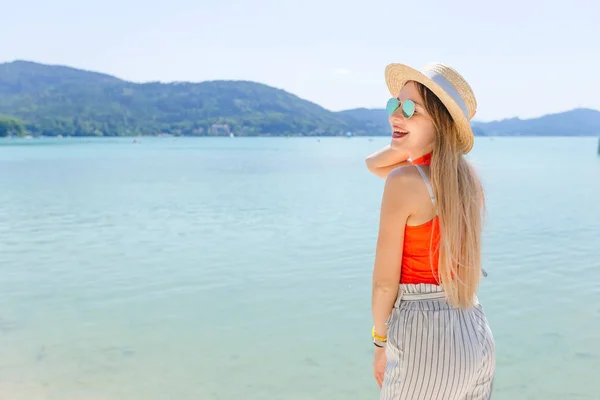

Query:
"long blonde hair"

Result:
[[415, 81, 486, 308]]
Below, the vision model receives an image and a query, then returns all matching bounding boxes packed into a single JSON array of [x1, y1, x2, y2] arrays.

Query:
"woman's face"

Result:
[[388, 81, 436, 157]]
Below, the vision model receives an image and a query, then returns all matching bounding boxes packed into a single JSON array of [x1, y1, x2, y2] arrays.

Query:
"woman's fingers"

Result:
[[374, 369, 384, 388]]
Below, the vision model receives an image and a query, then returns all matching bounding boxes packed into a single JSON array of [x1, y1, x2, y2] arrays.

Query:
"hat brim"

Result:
[[384, 63, 474, 154]]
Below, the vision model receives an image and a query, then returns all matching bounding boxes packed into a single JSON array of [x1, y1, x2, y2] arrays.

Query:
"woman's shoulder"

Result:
[[386, 164, 428, 187], [383, 165, 429, 204]]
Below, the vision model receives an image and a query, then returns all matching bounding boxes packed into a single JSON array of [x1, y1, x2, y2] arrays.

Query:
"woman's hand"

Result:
[[373, 346, 387, 388]]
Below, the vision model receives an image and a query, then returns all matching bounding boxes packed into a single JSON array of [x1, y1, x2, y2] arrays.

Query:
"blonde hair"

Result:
[[415, 81, 486, 309]]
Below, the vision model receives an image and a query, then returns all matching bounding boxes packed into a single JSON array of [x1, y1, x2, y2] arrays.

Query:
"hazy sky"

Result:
[[1, 0, 598, 121]]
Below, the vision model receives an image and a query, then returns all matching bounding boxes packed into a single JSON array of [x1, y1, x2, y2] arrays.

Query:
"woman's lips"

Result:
[[392, 126, 409, 139]]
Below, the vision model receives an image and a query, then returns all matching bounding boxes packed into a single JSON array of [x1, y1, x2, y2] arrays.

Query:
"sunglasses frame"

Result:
[[386, 98, 416, 119]]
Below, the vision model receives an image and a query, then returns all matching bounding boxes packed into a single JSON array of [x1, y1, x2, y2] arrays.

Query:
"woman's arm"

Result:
[[371, 168, 412, 339], [365, 145, 410, 179]]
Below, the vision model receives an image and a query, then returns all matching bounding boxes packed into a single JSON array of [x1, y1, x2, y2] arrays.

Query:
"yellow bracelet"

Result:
[[372, 326, 387, 342]]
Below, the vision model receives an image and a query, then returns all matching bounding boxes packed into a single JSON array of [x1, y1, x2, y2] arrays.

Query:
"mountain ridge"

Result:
[[1, 60, 599, 137]]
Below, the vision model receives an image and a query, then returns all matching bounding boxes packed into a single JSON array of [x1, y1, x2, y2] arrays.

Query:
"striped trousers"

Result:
[[379, 284, 496, 400]]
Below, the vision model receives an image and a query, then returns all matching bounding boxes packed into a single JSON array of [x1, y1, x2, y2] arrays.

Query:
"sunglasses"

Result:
[[386, 98, 416, 118]]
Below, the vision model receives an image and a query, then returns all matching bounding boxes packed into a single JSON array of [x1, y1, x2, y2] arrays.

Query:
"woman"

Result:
[[366, 62, 495, 399]]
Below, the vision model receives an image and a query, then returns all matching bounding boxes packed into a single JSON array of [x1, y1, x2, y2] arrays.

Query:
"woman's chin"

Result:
[[390, 136, 408, 150]]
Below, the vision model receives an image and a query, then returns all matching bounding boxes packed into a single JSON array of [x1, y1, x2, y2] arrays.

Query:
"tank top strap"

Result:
[[412, 163, 437, 211]]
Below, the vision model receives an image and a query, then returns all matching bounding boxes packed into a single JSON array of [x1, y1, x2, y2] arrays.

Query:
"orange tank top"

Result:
[[400, 153, 441, 284]]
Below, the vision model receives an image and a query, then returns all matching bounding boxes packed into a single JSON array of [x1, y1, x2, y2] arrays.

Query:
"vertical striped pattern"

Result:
[[380, 284, 496, 400]]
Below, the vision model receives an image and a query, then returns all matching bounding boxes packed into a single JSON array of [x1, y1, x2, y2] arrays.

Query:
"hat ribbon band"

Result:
[[422, 70, 469, 120]]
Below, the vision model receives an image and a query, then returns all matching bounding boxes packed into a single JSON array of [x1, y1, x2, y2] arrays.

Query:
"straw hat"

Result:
[[384, 62, 477, 154]]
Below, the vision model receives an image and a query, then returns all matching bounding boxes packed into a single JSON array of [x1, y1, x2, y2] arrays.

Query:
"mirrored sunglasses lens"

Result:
[[402, 100, 415, 118], [386, 98, 399, 115]]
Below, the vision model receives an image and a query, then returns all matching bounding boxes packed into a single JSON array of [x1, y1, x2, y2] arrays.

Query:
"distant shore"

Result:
[[3, 133, 599, 139]]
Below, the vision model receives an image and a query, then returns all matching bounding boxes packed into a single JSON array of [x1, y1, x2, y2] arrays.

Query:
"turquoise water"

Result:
[[0, 136, 598, 400]]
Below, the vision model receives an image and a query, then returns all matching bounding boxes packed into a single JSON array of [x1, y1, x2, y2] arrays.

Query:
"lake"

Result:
[[0, 136, 599, 399]]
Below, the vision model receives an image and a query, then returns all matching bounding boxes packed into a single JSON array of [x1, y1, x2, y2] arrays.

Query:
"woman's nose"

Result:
[[389, 111, 406, 124]]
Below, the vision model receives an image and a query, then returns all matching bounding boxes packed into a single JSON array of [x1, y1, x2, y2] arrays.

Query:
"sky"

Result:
[[1, 0, 598, 121]]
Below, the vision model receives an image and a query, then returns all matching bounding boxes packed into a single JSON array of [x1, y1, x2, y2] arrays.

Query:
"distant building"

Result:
[[210, 124, 231, 136]]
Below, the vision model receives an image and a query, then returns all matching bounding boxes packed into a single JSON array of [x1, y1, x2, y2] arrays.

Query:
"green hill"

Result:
[[0, 60, 378, 137], [1, 60, 599, 137]]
